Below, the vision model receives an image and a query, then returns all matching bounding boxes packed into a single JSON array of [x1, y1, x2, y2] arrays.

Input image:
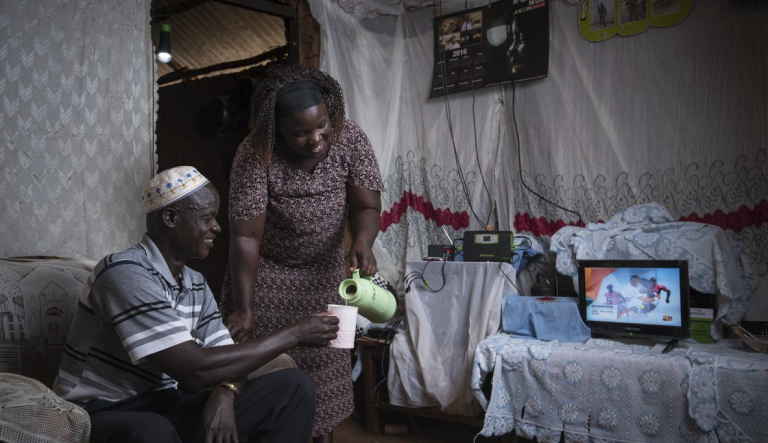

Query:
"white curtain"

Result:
[[310, 0, 767, 317], [0, 0, 155, 260]]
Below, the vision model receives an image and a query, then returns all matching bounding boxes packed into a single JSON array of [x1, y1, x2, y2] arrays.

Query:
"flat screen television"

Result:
[[578, 260, 690, 340]]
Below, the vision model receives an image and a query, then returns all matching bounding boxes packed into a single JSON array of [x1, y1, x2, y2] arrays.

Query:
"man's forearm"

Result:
[[175, 326, 299, 391]]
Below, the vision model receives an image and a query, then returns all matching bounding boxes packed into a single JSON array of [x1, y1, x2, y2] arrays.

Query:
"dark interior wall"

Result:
[[156, 64, 273, 299]]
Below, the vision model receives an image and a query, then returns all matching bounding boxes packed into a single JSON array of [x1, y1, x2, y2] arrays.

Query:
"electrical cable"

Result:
[[433, 1, 489, 228], [371, 317, 405, 406], [510, 251, 522, 267], [404, 258, 449, 293], [469, 50, 493, 227], [440, 66, 486, 228], [406, 413, 428, 443], [499, 261, 523, 295], [525, 254, 554, 287], [431, 3, 586, 230], [513, 235, 533, 250], [510, 79, 583, 223], [465, 0, 494, 228]]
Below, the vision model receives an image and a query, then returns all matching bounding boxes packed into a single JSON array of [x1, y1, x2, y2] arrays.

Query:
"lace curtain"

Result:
[[0, 0, 155, 260]]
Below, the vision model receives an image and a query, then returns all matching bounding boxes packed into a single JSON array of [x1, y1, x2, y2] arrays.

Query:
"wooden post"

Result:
[[286, 0, 321, 67]]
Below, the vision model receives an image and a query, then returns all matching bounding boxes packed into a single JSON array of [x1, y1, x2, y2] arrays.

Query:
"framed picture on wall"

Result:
[[579, 0, 694, 42]]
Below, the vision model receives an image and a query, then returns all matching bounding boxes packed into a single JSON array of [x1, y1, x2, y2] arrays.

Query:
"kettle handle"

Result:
[[352, 269, 372, 281]]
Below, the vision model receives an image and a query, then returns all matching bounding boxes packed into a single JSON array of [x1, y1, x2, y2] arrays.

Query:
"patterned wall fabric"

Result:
[[0, 0, 154, 260]]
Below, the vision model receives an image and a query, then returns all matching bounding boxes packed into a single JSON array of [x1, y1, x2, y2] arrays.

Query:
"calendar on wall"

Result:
[[430, 0, 550, 98]]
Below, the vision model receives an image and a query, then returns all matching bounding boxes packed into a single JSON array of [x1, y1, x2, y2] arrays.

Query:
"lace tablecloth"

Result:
[[472, 334, 768, 443]]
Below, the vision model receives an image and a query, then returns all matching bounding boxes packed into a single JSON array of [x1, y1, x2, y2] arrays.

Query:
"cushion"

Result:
[[0, 373, 90, 443], [247, 353, 298, 380], [0, 258, 95, 387]]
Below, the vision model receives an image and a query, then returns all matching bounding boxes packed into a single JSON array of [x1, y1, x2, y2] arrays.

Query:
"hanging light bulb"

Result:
[[156, 23, 172, 63]]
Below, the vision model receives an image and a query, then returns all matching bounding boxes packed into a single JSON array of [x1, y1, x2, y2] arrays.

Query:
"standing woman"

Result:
[[220, 64, 383, 443]]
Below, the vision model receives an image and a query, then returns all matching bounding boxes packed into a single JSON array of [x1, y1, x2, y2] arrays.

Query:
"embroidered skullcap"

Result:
[[274, 79, 325, 120], [142, 166, 210, 214]]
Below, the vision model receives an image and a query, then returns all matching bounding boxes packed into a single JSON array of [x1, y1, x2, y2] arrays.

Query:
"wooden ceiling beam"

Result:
[[157, 45, 288, 85], [151, 0, 210, 23], [213, 0, 297, 19]]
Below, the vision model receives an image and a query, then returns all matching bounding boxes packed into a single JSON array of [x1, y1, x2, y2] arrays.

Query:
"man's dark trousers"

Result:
[[85, 369, 315, 443]]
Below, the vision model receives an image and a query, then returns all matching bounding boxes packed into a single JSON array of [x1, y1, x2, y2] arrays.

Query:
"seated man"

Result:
[[54, 166, 339, 443]]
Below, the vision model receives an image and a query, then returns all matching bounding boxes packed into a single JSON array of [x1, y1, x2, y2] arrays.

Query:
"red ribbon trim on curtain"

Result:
[[679, 200, 768, 233], [513, 200, 768, 236], [380, 191, 470, 231], [513, 213, 586, 237]]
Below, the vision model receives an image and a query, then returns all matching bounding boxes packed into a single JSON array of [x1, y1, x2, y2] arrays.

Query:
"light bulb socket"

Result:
[[157, 24, 172, 63]]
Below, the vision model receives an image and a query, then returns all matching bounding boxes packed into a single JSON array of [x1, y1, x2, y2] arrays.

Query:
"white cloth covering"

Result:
[[388, 261, 515, 416]]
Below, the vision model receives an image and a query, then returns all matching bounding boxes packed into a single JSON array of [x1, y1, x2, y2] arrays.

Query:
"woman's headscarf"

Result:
[[274, 79, 326, 120]]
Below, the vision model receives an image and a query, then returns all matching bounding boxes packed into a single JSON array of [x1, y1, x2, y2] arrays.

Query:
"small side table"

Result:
[[357, 337, 488, 434]]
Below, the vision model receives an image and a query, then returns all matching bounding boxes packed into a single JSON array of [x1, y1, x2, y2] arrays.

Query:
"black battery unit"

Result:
[[462, 231, 514, 262]]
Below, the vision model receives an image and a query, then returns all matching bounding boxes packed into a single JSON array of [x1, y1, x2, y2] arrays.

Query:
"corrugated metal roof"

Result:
[[151, 1, 286, 78]]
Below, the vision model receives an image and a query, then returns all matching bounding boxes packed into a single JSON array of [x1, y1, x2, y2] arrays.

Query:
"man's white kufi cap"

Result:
[[142, 166, 210, 213]]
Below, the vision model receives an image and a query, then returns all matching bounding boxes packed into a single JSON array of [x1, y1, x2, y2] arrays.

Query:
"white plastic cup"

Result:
[[327, 304, 358, 349]]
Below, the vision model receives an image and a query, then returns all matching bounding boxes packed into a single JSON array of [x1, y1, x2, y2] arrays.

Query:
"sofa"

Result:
[[0, 257, 299, 443], [0, 257, 95, 443]]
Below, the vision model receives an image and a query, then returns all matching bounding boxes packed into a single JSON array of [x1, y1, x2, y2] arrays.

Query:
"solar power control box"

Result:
[[462, 231, 514, 262], [427, 244, 455, 261]]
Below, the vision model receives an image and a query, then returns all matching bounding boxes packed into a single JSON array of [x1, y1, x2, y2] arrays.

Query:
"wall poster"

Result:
[[430, 0, 549, 98]]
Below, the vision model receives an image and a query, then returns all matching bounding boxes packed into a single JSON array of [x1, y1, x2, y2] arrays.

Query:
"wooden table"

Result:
[[357, 336, 488, 434]]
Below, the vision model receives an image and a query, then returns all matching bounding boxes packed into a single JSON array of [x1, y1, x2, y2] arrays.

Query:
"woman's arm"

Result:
[[226, 213, 266, 343], [347, 186, 381, 277]]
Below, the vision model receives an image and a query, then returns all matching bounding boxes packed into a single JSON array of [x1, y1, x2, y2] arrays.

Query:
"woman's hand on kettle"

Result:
[[349, 239, 377, 277]]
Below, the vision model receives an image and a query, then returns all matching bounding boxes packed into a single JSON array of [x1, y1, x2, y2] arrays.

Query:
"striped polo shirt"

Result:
[[53, 234, 234, 403]]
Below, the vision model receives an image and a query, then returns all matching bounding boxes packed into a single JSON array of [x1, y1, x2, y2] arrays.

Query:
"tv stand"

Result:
[[473, 335, 768, 442], [662, 339, 679, 353]]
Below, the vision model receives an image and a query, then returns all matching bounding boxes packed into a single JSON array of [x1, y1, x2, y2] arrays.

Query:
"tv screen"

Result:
[[578, 260, 690, 340]]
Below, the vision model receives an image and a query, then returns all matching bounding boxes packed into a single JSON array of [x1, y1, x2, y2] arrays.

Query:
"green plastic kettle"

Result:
[[338, 270, 396, 323]]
